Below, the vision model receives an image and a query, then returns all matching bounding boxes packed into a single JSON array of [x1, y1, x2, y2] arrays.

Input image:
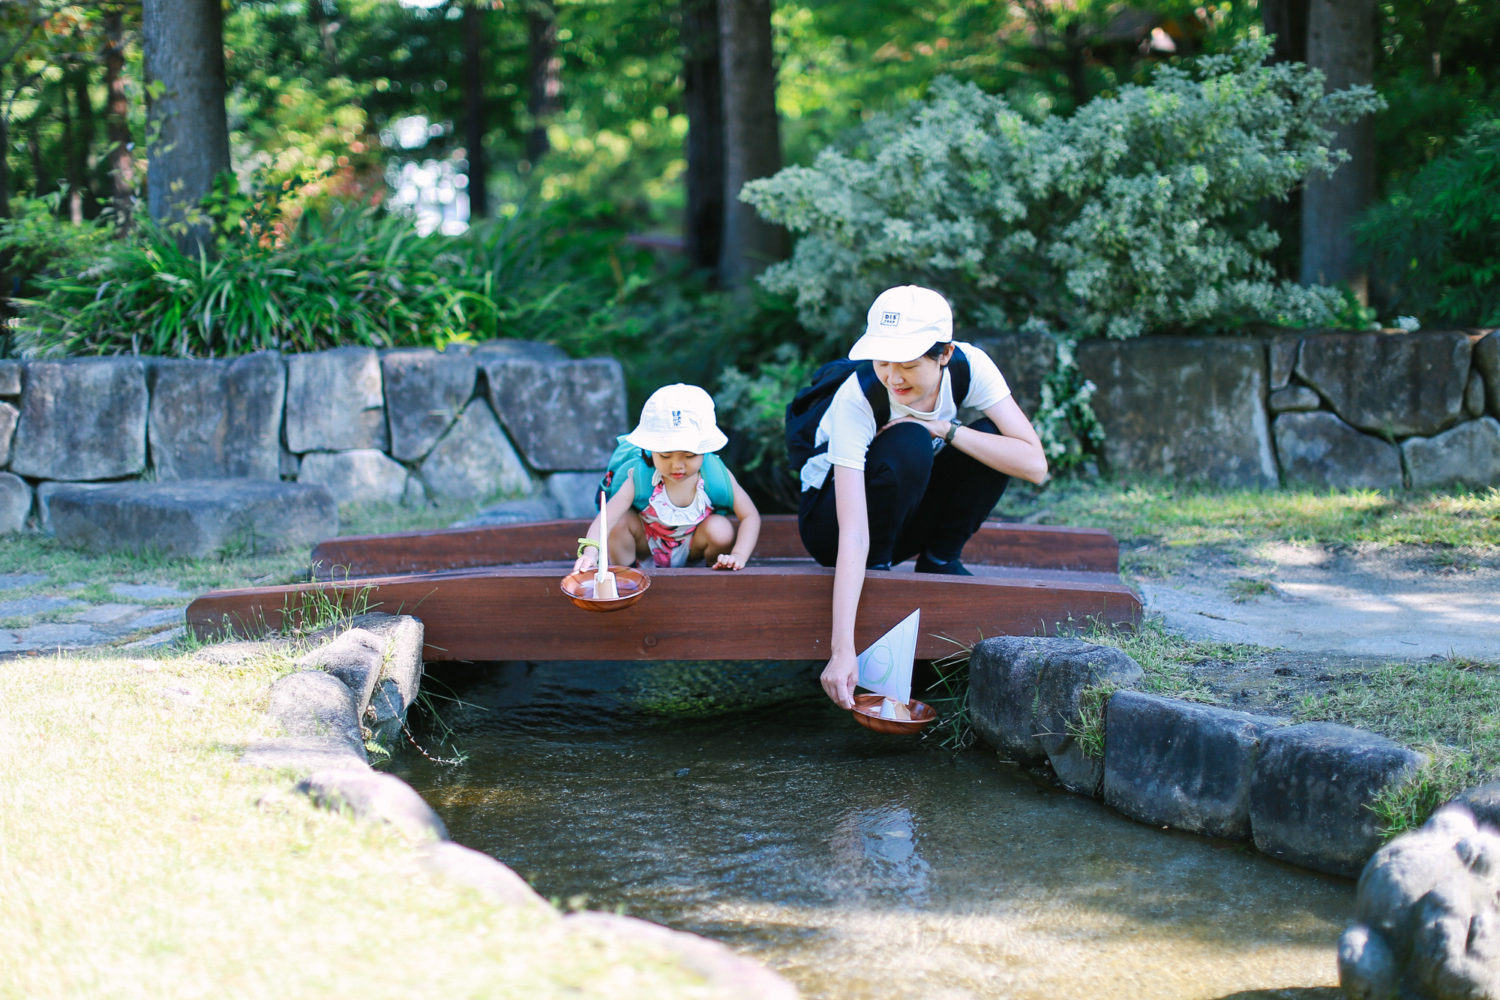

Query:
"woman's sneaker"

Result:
[[915, 553, 972, 576]]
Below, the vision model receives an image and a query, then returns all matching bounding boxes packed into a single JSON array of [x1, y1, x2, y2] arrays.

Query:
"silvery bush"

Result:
[[742, 39, 1383, 348]]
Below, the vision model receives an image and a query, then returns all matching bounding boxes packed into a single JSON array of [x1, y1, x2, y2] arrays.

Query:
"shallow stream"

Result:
[[391, 661, 1353, 1000]]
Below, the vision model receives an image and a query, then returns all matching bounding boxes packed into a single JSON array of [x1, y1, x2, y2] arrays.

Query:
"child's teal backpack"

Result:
[[599, 436, 736, 512]]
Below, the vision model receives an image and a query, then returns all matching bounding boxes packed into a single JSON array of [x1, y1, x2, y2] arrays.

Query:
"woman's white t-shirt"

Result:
[[799, 341, 1012, 492]]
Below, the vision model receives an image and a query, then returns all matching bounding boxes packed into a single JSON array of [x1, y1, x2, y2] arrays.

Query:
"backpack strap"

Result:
[[948, 345, 972, 407], [699, 454, 736, 510]]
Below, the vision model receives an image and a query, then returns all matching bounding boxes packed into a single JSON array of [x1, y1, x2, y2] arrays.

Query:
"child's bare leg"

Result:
[[692, 514, 737, 566], [609, 510, 646, 566]]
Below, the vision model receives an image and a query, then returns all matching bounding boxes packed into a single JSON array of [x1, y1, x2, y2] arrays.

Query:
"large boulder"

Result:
[[1273, 411, 1404, 489], [1296, 330, 1471, 437], [0, 359, 20, 396], [1403, 417, 1500, 490], [48, 478, 337, 558], [969, 636, 1144, 795], [148, 352, 285, 480], [1103, 691, 1281, 840], [1250, 722, 1426, 878], [9, 358, 148, 480], [381, 348, 477, 461], [285, 347, 388, 453], [1339, 804, 1500, 1000], [482, 356, 626, 472], [1076, 337, 1277, 488], [419, 399, 534, 502]]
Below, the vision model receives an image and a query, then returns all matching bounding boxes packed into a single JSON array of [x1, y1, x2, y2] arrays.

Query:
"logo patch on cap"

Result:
[[880, 310, 901, 327]]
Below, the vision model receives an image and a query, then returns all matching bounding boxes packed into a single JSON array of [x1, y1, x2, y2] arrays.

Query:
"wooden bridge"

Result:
[[184, 515, 1142, 662]]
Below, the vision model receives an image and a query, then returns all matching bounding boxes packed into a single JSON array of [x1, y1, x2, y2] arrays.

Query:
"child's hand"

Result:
[[712, 553, 746, 571], [573, 553, 597, 574]]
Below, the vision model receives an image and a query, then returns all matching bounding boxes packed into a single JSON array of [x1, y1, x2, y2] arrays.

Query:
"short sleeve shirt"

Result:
[[798, 341, 1012, 492]]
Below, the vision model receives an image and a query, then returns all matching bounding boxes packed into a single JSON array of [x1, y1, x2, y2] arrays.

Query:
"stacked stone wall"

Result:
[[0, 342, 626, 534]]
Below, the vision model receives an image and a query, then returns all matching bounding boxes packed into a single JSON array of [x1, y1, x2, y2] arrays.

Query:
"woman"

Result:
[[796, 285, 1050, 709]]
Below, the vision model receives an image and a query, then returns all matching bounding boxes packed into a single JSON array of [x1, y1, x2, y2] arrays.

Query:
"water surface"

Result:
[[393, 662, 1353, 1000]]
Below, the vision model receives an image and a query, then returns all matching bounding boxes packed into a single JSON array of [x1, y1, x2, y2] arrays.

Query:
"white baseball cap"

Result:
[[624, 383, 729, 454], [847, 285, 954, 362]]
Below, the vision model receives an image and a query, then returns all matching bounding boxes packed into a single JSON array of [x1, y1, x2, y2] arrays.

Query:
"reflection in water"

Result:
[[394, 662, 1353, 1000]]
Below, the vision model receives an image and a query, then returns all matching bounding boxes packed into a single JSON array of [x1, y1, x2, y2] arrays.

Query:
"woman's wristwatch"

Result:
[[943, 420, 961, 445]]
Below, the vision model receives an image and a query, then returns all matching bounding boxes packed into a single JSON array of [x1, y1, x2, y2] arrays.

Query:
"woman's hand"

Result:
[[820, 649, 859, 709]]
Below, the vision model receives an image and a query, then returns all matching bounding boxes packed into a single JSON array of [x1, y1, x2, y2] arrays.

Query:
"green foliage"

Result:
[[743, 39, 1382, 350], [713, 344, 819, 511], [1356, 118, 1500, 327], [5, 185, 666, 359]]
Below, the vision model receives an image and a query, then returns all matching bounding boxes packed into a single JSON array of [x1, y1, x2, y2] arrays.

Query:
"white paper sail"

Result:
[[856, 609, 919, 705]]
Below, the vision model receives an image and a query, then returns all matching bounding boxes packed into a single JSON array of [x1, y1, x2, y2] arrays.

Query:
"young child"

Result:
[[572, 383, 761, 572]]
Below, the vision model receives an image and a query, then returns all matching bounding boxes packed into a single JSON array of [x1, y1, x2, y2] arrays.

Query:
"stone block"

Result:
[[1475, 332, 1500, 420], [382, 348, 478, 461], [1296, 330, 1470, 437], [419, 399, 534, 502], [35, 480, 113, 533], [1076, 337, 1277, 487], [267, 669, 367, 754], [546, 471, 605, 519], [296, 769, 447, 842], [0, 400, 16, 465], [1466, 370, 1486, 418], [969, 636, 1144, 796], [1403, 417, 1500, 489], [1250, 721, 1426, 878], [962, 330, 1057, 414], [1453, 779, 1500, 829], [1103, 691, 1281, 840], [297, 449, 411, 506], [285, 347, 387, 453], [0, 472, 31, 533], [452, 495, 563, 527], [1268, 385, 1321, 413], [297, 626, 386, 713], [483, 356, 626, 471], [48, 478, 337, 558], [470, 339, 568, 363], [1268, 334, 1301, 389], [1273, 411, 1403, 489], [0, 359, 20, 397], [9, 358, 148, 480], [356, 613, 425, 746], [420, 842, 554, 914], [148, 352, 285, 480]]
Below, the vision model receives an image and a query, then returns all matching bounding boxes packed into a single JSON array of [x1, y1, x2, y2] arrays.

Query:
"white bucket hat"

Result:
[[847, 285, 954, 362], [624, 383, 728, 454]]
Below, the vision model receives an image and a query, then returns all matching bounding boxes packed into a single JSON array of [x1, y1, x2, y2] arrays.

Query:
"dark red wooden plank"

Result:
[[186, 562, 1141, 662], [309, 515, 1121, 579]]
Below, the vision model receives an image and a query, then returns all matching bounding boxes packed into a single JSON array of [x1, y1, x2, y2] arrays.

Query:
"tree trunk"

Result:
[[1261, 0, 1309, 65], [682, 0, 723, 276], [1300, 0, 1377, 300], [68, 57, 97, 222], [463, 1, 489, 219], [104, 4, 136, 231], [525, 2, 560, 167], [717, 0, 785, 290], [144, 0, 231, 255]]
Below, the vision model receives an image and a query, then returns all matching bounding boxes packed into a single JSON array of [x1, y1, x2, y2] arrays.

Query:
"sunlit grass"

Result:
[[1010, 480, 1500, 553], [0, 649, 733, 999]]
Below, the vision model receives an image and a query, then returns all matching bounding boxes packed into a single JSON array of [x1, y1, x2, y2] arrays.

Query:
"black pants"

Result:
[[797, 417, 1011, 568]]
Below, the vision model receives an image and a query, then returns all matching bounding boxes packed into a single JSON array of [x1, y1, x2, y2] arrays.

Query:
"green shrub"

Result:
[[741, 39, 1382, 351], [4, 190, 663, 360], [1356, 118, 1500, 327]]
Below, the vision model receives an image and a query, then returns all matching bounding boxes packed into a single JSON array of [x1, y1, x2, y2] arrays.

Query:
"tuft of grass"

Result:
[[1066, 682, 1119, 760], [1370, 747, 1476, 839], [922, 638, 978, 751], [1226, 577, 1276, 602]]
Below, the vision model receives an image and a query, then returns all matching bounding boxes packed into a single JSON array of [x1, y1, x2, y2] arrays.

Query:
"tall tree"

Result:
[[681, 0, 723, 275], [463, 0, 490, 218], [525, 1, 560, 167], [143, 0, 229, 254], [103, 2, 135, 230], [717, 0, 785, 289], [1300, 0, 1378, 298]]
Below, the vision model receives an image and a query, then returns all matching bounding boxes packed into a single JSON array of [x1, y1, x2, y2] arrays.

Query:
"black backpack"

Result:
[[784, 346, 971, 473]]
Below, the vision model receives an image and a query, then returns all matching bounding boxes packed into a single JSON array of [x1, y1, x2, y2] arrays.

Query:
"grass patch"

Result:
[[0, 648, 727, 998], [1292, 656, 1500, 834], [1007, 481, 1500, 572]]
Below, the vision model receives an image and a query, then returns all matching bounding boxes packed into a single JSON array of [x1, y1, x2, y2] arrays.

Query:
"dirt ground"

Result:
[[1133, 541, 1500, 716]]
